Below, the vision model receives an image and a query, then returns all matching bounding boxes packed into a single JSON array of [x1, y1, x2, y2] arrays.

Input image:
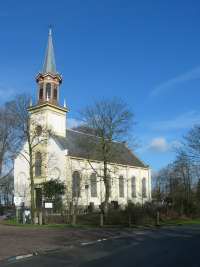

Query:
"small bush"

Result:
[[125, 201, 156, 226]]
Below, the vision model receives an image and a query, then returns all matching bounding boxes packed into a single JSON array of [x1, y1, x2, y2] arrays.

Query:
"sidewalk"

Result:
[[0, 224, 124, 261]]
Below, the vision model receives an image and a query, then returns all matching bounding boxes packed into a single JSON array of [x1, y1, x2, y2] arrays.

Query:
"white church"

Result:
[[14, 30, 151, 210]]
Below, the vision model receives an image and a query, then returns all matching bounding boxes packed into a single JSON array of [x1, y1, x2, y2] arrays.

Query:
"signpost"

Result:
[[14, 196, 23, 223], [14, 196, 23, 207], [44, 202, 53, 209]]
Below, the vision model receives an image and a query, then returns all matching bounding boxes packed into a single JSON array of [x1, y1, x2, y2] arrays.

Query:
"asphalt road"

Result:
[[2, 226, 200, 267]]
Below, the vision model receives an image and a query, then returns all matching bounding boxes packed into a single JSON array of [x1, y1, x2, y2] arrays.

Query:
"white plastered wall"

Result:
[[66, 157, 151, 207], [30, 106, 66, 137], [14, 142, 31, 207], [14, 136, 151, 209]]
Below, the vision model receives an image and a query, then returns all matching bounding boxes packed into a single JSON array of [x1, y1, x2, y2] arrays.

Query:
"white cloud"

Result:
[[67, 118, 81, 129], [151, 66, 200, 96], [147, 137, 181, 153], [148, 137, 169, 152], [151, 111, 200, 131]]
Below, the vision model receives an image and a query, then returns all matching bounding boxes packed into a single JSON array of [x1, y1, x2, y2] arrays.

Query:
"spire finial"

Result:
[[29, 97, 32, 107], [42, 28, 56, 74], [64, 98, 66, 108]]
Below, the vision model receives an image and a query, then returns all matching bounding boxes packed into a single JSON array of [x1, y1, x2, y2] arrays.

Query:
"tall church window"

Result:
[[46, 83, 51, 100], [72, 171, 81, 197], [39, 87, 43, 99], [131, 177, 136, 198], [119, 175, 124, 198], [53, 87, 57, 99], [35, 152, 42, 177], [142, 178, 147, 198], [90, 173, 97, 197]]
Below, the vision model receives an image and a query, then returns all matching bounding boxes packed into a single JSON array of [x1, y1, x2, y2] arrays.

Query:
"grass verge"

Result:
[[0, 219, 94, 229], [161, 218, 200, 226]]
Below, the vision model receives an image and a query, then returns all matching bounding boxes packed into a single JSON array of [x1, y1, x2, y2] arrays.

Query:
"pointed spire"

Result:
[[42, 28, 57, 74], [29, 97, 32, 107], [64, 98, 66, 108]]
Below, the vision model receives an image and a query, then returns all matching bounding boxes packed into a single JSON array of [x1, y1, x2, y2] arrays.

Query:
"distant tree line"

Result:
[[153, 125, 200, 217]]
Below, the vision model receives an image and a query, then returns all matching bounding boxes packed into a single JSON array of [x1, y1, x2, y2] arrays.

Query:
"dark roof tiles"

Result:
[[54, 129, 148, 168]]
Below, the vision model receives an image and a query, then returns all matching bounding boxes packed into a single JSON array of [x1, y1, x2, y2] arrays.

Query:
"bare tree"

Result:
[[0, 104, 17, 178], [7, 94, 51, 223], [154, 151, 197, 215], [183, 125, 200, 163], [76, 98, 134, 213], [0, 174, 14, 206]]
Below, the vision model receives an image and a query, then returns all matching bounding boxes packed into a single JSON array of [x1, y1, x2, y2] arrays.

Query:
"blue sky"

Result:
[[0, 0, 200, 171]]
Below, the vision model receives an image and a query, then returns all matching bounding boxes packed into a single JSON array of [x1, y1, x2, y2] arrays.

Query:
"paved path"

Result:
[[2, 226, 200, 267], [0, 224, 123, 261]]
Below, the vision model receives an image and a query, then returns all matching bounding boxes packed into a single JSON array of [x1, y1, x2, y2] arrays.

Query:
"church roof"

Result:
[[54, 129, 148, 168], [42, 29, 57, 74]]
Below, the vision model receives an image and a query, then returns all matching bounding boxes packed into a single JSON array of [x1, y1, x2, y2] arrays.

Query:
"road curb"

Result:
[[7, 253, 35, 262], [4, 234, 127, 263], [5, 244, 75, 263]]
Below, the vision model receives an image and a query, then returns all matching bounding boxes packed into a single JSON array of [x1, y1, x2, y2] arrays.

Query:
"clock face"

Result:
[[50, 167, 60, 179]]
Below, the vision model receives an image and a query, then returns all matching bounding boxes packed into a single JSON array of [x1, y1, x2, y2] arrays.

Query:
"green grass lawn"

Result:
[[2, 217, 200, 229], [0, 219, 92, 229], [161, 218, 200, 226]]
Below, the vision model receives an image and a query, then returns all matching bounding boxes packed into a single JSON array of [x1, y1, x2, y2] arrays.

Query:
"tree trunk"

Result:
[[33, 210, 38, 224], [16, 207, 19, 223], [30, 173, 35, 223], [156, 211, 160, 226], [103, 160, 109, 214], [0, 157, 3, 177], [128, 213, 131, 227], [72, 213, 76, 226], [39, 210, 43, 225], [28, 143, 35, 224], [100, 212, 104, 227]]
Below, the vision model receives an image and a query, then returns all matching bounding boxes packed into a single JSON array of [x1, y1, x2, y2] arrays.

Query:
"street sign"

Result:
[[14, 196, 23, 206], [45, 202, 53, 209]]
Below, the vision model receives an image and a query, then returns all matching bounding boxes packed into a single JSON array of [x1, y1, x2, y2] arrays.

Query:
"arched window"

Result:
[[35, 152, 42, 177], [39, 86, 43, 99], [131, 177, 136, 198], [53, 87, 57, 99], [119, 176, 124, 198], [90, 173, 97, 197], [35, 125, 42, 136], [142, 178, 147, 198], [46, 83, 51, 100], [72, 171, 80, 197]]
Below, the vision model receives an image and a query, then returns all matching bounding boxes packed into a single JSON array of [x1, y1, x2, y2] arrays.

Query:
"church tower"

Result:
[[29, 29, 68, 137]]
